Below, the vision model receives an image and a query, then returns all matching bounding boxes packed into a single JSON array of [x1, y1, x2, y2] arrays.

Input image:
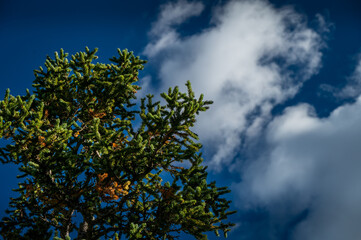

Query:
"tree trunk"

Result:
[[77, 220, 88, 240]]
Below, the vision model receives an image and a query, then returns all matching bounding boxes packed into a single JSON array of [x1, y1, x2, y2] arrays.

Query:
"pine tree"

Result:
[[0, 48, 235, 239]]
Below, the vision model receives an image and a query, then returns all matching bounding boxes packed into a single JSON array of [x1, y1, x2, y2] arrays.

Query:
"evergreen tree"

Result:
[[0, 48, 235, 239]]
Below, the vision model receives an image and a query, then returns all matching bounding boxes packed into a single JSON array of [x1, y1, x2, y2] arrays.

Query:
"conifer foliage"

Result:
[[0, 48, 235, 239]]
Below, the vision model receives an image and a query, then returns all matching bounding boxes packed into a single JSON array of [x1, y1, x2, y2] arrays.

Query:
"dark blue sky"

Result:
[[2, 0, 361, 239]]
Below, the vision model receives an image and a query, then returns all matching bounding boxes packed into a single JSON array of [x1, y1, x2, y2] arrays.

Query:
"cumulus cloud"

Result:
[[144, 0, 326, 168], [144, 1, 361, 239], [237, 98, 361, 239]]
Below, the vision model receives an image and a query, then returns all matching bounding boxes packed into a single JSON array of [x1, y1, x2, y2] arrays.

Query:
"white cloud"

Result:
[[320, 54, 361, 99], [145, 0, 326, 168], [144, 2, 361, 239], [144, 0, 204, 57], [149, 0, 204, 37], [337, 56, 361, 98], [137, 75, 153, 99], [237, 98, 361, 240]]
